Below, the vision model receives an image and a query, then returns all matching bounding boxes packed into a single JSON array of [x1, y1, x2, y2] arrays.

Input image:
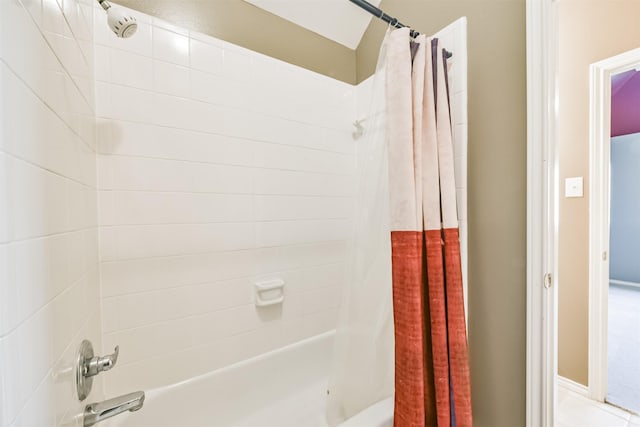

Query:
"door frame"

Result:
[[529, 2, 640, 422], [587, 47, 640, 402], [526, 0, 558, 426]]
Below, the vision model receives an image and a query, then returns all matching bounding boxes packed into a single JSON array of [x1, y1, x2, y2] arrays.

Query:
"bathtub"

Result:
[[109, 331, 393, 427]]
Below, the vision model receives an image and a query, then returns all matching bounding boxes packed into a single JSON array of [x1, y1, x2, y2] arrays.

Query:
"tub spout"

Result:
[[83, 391, 145, 427]]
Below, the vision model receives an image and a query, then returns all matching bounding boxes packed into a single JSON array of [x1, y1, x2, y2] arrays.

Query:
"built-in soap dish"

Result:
[[254, 279, 285, 307]]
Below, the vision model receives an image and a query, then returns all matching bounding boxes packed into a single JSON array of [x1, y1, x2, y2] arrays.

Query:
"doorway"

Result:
[[604, 69, 640, 414], [549, 47, 640, 427], [587, 49, 640, 415]]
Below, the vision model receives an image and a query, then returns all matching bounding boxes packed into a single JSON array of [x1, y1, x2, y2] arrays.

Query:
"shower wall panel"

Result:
[[0, 1, 102, 426], [94, 6, 357, 396]]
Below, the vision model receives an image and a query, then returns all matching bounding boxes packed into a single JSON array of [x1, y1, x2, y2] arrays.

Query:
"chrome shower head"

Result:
[[98, 0, 138, 38]]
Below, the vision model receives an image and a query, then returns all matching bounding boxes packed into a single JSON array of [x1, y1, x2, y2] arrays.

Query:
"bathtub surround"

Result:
[[94, 7, 357, 396], [0, 1, 478, 426], [0, 0, 104, 426], [81, 2, 517, 424]]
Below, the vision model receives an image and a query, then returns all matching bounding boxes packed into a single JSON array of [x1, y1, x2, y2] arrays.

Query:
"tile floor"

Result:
[[559, 383, 640, 427]]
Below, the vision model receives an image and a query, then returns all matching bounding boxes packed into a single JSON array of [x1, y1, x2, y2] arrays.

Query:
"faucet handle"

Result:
[[99, 345, 119, 371], [85, 346, 119, 378]]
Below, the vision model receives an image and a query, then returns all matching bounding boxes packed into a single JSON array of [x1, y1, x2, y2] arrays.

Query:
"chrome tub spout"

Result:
[[83, 391, 145, 427]]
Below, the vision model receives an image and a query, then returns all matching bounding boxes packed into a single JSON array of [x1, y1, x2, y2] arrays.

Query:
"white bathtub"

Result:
[[109, 331, 393, 427]]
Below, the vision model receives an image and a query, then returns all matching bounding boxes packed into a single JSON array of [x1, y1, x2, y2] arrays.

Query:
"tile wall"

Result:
[[0, 0, 103, 426], [0, 2, 467, 421], [93, 7, 357, 396]]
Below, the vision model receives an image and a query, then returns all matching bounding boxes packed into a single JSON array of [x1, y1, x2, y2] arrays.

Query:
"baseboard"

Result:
[[558, 375, 589, 397], [610, 279, 640, 290]]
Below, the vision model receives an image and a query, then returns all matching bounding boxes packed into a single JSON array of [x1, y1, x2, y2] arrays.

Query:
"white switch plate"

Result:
[[565, 177, 584, 198]]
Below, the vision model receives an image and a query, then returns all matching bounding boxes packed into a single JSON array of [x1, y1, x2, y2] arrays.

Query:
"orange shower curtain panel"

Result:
[[385, 28, 472, 427]]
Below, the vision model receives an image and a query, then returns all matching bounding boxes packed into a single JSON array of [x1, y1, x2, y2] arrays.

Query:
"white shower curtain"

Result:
[[326, 29, 395, 426]]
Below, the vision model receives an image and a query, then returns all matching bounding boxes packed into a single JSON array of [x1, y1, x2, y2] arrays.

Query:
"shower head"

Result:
[[98, 0, 138, 38]]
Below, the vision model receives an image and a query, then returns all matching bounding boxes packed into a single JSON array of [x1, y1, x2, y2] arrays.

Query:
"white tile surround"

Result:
[[0, 3, 469, 425], [93, 6, 357, 396], [0, 1, 103, 427]]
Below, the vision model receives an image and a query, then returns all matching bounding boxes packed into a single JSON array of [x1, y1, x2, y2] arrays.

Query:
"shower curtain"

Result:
[[327, 26, 472, 427], [326, 28, 395, 426], [386, 28, 472, 426]]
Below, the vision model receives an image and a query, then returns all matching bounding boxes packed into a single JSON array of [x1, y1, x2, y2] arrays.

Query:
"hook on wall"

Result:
[[352, 119, 366, 140]]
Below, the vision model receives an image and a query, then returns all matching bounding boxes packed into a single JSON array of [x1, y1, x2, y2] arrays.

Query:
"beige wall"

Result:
[[116, 0, 356, 84], [358, 2, 527, 426], [557, 0, 640, 386]]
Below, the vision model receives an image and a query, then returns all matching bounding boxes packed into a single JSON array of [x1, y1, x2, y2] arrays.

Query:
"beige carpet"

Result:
[[607, 283, 640, 414]]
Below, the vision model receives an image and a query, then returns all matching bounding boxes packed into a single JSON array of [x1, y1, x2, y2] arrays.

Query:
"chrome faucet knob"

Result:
[[77, 341, 122, 401], [84, 346, 119, 378]]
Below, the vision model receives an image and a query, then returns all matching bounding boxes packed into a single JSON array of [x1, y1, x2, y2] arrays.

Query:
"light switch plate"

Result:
[[565, 177, 584, 198]]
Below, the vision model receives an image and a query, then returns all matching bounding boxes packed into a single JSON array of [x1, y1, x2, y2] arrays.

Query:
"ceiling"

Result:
[[612, 70, 640, 137], [241, 0, 381, 49]]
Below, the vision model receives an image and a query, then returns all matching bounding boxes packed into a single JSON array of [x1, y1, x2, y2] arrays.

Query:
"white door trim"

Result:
[[588, 47, 640, 402], [526, 0, 558, 426]]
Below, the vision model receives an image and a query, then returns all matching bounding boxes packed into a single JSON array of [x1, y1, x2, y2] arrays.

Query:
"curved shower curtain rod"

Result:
[[348, 0, 453, 58]]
